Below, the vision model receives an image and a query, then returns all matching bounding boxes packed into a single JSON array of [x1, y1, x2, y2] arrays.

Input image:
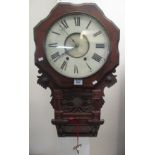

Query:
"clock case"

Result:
[[34, 3, 119, 137]]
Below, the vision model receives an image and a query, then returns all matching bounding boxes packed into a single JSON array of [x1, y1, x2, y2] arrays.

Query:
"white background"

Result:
[[30, 0, 124, 155], [0, 0, 155, 155]]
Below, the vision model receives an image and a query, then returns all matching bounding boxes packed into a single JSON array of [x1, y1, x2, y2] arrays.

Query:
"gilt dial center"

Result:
[[64, 33, 89, 58]]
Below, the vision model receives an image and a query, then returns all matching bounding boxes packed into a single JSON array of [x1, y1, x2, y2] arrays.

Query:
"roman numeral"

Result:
[[51, 52, 60, 62], [61, 61, 67, 70], [92, 53, 102, 62], [86, 62, 92, 71], [74, 65, 78, 73], [96, 44, 105, 48], [48, 43, 57, 47], [86, 19, 92, 29], [74, 17, 80, 26], [61, 19, 69, 29], [93, 31, 102, 37], [51, 31, 60, 35]]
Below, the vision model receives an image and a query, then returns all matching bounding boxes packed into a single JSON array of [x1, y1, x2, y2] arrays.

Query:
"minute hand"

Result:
[[58, 23, 78, 47]]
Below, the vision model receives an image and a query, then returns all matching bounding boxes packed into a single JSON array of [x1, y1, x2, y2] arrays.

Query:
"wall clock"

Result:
[[34, 3, 119, 137]]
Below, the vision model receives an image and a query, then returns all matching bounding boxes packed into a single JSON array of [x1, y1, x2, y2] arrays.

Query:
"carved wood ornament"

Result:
[[34, 3, 119, 137]]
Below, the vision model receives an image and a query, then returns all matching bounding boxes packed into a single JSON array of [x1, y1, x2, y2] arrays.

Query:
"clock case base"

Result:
[[55, 124, 102, 137], [37, 68, 117, 137]]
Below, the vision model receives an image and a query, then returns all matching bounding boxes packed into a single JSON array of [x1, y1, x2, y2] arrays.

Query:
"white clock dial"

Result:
[[45, 13, 110, 78]]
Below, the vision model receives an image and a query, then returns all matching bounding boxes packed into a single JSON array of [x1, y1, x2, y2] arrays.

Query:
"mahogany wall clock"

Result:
[[34, 3, 119, 137]]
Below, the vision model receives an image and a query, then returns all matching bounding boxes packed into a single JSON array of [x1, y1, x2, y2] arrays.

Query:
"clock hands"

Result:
[[59, 44, 77, 55], [50, 32, 80, 62], [50, 23, 84, 62], [56, 45, 74, 50], [52, 45, 76, 62], [58, 23, 79, 47]]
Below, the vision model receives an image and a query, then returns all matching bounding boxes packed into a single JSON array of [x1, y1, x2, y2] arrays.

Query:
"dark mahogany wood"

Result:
[[34, 3, 120, 137]]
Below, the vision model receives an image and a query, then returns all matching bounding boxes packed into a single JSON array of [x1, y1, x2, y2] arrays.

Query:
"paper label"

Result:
[[74, 79, 83, 85]]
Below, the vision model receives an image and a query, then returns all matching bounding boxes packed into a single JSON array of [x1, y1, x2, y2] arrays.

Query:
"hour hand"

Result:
[[53, 45, 75, 62]]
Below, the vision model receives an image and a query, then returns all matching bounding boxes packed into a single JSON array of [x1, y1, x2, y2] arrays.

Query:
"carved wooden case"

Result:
[[34, 3, 119, 137]]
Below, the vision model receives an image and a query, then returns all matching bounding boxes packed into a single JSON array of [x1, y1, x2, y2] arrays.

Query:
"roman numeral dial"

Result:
[[51, 31, 60, 35], [45, 13, 110, 78], [60, 19, 69, 29], [48, 43, 57, 47], [86, 19, 92, 29], [74, 17, 80, 26], [61, 61, 67, 70], [74, 65, 79, 73], [51, 52, 60, 62], [92, 53, 103, 62], [86, 62, 92, 72], [93, 31, 102, 37], [96, 44, 105, 48]]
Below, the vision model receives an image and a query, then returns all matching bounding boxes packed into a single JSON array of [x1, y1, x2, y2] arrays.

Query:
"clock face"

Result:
[[45, 13, 110, 78]]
